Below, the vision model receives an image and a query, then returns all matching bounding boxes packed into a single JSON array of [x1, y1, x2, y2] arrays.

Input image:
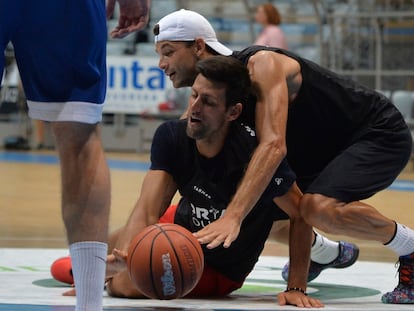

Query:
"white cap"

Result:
[[154, 9, 233, 56]]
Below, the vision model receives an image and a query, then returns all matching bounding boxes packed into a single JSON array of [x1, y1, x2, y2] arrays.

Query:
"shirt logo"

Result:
[[190, 203, 225, 228], [274, 177, 283, 185], [243, 124, 256, 137], [193, 186, 212, 199]]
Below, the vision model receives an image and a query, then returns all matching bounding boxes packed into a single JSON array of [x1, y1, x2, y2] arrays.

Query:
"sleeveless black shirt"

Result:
[[233, 46, 405, 188]]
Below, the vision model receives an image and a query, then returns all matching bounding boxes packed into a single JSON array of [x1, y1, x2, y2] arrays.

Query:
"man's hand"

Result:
[[193, 215, 241, 249], [106, 0, 150, 39], [277, 291, 324, 308], [106, 248, 128, 280]]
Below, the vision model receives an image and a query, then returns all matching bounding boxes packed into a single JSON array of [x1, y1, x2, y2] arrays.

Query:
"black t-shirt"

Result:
[[233, 46, 405, 190], [150, 119, 295, 281]]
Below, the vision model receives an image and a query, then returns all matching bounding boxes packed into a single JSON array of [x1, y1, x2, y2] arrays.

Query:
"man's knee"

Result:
[[51, 122, 99, 151], [299, 193, 344, 233], [299, 193, 322, 221]]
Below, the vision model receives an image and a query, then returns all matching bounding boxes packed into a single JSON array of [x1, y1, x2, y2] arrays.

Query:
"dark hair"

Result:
[[195, 56, 251, 109]]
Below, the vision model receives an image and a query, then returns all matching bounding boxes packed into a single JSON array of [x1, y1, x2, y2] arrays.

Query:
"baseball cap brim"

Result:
[[205, 41, 233, 56]]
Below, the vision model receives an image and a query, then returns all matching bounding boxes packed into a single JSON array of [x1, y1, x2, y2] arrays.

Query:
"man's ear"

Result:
[[194, 38, 207, 56], [228, 103, 243, 121]]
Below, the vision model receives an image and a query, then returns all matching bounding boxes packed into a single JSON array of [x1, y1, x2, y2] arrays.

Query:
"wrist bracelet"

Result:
[[285, 287, 307, 295]]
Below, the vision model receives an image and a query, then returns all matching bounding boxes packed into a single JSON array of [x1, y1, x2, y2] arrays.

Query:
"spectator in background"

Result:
[[254, 3, 288, 49]]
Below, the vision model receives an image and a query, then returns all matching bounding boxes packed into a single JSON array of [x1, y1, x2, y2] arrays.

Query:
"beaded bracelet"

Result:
[[285, 287, 307, 295]]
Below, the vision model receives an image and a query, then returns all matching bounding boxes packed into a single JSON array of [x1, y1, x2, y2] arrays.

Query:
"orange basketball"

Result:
[[127, 223, 204, 300]]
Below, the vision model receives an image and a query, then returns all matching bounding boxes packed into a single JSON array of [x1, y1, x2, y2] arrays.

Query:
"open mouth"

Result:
[[190, 116, 201, 123], [168, 72, 176, 80]]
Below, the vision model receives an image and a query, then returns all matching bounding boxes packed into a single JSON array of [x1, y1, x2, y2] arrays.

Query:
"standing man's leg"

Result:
[[0, 0, 110, 311], [53, 122, 110, 310], [3, 0, 151, 310], [8, 1, 110, 309]]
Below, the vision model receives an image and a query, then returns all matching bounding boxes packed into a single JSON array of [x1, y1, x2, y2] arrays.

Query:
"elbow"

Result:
[[263, 137, 287, 160], [277, 143, 287, 159]]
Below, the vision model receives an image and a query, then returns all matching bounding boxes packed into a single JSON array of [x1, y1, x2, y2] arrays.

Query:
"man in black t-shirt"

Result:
[[105, 56, 322, 308]]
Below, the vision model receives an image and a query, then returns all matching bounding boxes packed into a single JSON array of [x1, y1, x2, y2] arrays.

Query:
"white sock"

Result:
[[311, 232, 339, 264], [69, 241, 107, 311], [385, 223, 414, 257]]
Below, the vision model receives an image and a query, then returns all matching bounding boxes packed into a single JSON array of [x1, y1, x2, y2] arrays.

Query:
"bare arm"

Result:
[[194, 51, 289, 248], [106, 0, 151, 39], [113, 169, 177, 253], [105, 170, 177, 297], [274, 183, 323, 308]]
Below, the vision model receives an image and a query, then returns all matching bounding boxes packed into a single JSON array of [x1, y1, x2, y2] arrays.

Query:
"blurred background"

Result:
[[1, 0, 414, 152]]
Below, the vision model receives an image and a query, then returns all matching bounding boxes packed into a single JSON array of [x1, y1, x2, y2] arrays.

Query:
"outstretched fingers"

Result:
[[277, 291, 324, 308], [193, 217, 241, 249]]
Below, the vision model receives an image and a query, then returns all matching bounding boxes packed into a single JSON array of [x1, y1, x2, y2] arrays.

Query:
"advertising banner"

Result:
[[104, 55, 172, 114]]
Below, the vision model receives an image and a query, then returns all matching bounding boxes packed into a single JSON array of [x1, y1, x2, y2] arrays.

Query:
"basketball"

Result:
[[127, 223, 204, 300]]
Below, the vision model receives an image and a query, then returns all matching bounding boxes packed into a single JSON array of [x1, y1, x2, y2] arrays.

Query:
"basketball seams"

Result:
[[149, 231, 164, 299], [127, 225, 159, 279], [179, 232, 204, 266], [162, 227, 204, 297], [159, 227, 187, 297], [127, 223, 204, 299], [166, 229, 204, 271], [157, 223, 204, 266]]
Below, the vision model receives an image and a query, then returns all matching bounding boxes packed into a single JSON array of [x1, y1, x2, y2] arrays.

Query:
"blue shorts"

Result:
[[0, 0, 107, 123]]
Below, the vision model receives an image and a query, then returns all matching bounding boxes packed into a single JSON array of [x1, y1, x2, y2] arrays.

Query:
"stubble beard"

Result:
[[186, 123, 207, 140]]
